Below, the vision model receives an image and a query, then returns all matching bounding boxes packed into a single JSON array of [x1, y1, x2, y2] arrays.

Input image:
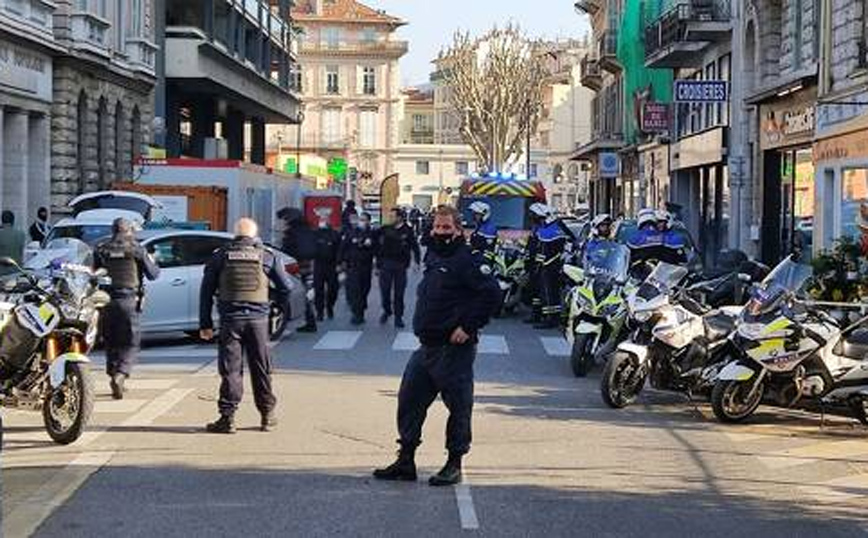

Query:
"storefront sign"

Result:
[[672, 127, 725, 170], [759, 87, 817, 150], [674, 80, 728, 103], [599, 152, 620, 178], [641, 102, 670, 132], [814, 128, 868, 164], [0, 38, 52, 102]]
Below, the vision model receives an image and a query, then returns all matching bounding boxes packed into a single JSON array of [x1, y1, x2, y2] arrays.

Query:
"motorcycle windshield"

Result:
[[585, 242, 630, 282], [745, 257, 812, 316], [645, 262, 690, 295]]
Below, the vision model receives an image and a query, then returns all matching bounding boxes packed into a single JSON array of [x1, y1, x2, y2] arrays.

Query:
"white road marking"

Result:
[[540, 336, 570, 357], [94, 399, 149, 414], [799, 473, 868, 503], [192, 358, 219, 377], [125, 379, 179, 390], [120, 388, 194, 427], [757, 438, 868, 470], [313, 330, 363, 350], [478, 335, 509, 355], [392, 332, 420, 351], [455, 476, 480, 530]]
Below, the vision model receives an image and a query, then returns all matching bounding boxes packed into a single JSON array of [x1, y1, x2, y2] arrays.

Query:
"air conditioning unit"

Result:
[[204, 137, 228, 159]]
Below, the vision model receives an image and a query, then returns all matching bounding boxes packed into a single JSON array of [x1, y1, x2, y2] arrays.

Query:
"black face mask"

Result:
[[430, 233, 459, 256]]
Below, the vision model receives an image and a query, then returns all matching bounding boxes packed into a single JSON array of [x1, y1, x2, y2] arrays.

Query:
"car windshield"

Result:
[[46, 225, 113, 246], [584, 242, 630, 282], [459, 196, 533, 230]]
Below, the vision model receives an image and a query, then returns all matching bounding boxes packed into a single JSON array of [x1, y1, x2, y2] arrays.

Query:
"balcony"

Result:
[[580, 54, 603, 91], [69, 11, 111, 58], [574, 0, 602, 15], [597, 30, 620, 73], [1, 0, 55, 43], [126, 38, 158, 73], [644, 0, 731, 68], [299, 40, 409, 58]]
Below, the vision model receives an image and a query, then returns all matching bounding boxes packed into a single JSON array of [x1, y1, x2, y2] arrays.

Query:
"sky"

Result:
[[367, 0, 592, 87]]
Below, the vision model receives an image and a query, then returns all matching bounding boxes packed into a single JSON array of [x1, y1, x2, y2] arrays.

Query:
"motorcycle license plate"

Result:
[[575, 321, 602, 334]]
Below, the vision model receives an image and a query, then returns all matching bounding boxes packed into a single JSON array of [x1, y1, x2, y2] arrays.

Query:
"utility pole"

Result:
[[526, 98, 532, 177], [295, 106, 305, 179]]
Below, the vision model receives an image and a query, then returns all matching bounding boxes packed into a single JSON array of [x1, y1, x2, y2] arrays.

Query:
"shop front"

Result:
[[670, 126, 729, 266], [758, 87, 816, 263], [639, 141, 670, 210]]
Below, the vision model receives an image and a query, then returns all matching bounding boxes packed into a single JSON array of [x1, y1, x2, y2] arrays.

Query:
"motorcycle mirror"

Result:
[[94, 268, 108, 278], [737, 273, 752, 283], [0, 256, 17, 267]]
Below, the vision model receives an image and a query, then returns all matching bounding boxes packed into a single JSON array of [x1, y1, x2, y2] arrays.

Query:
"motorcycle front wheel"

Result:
[[42, 362, 95, 445], [570, 332, 595, 378], [711, 379, 764, 423], [601, 352, 646, 408]]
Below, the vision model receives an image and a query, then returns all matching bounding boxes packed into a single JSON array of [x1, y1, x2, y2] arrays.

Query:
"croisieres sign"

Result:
[[674, 80, 728, 103]]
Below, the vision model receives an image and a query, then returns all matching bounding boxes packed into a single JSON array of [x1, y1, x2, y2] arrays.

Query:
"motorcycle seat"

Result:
[[842, 328, 868, 361], [704, 312, 735, 341]]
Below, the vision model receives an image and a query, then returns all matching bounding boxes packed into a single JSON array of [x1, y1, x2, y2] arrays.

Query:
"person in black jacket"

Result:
[[199, 218, 293, 434], [313, 216, 342, 320], [374, 205, 500, 487], [94, 218, 160, 399], [29, 206, 51, 243], [340, 212, 376, 324], [375, 207, 420, 328], [278, 207, 317, 333]]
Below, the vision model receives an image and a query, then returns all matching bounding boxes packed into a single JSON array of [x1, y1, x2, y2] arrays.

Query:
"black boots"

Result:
[[379, 312, 390, 324], [394, 317, 405, 329], [109, 373, 126, 400], [373, 448, 417, 482], [429, 454, 463, 487], [206, 414, 236, 434], [297, 323, 317, 333], [261, 412, 278, 432]]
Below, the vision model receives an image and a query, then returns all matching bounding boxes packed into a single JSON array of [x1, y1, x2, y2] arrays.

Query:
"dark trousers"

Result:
[[217, 317, 276, 416], [540, 264, 563, 318], [379, 265, 408, 319], [301, 269, 317, 326], [314, 261, 339, 316], [397, 343, 475, 455], [346, 262, 373, 318], [103, 296, 140, 377]]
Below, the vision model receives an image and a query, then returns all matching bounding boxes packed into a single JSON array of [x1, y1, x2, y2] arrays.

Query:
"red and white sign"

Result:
[[642, 102, 670, 133]]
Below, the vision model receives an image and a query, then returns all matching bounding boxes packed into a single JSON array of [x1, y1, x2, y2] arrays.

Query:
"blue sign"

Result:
[[674, 80, 729, 103], [599, 152, 619, 178]]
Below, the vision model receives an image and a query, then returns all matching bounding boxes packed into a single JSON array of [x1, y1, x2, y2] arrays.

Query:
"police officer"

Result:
[[373, 205, 500, 486], [584, 214, 614, 262], [376, 207, 420, 328], [95, 218, 160, 399], [29, 207, 51, 243], [468, 201, 498, 261], [523, 203, 549, 324], [278, 207, 317, 333], [313, 216, 341, 320], [532, 204, 567, 329], [200, 218, 293, 434], [340, 212, 376, 325]]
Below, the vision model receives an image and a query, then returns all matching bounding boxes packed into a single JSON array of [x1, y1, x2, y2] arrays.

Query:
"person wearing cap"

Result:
[[340, 212, 377, 325], [530, 204, 567, 329], [94, 218, 160, 399], [199, 218, 293, 434], [468, 201, 498, 261], [375, 207, 420, 329]]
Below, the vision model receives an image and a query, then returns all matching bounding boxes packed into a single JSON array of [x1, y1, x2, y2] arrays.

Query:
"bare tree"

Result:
[[438, 25, 549, 174]]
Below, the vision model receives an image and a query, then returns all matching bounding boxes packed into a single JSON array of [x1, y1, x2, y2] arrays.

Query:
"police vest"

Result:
[[102, 242, 140, 290], [219, 243, 269, 304]]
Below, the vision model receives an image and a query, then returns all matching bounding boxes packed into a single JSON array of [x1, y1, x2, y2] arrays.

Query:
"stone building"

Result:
[[50, 0, 158, 212], [0, 0, 57, 225]]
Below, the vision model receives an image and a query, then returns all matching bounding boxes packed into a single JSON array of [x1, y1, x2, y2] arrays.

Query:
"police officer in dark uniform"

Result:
[[339, 212, 376, 325], [523, 203, 548, 324], [468, 201, 498, 261], [200, 218, 293, 434], [376, 207, 421, 328], [313, 216, 342, 320], [95, 218, 160, 400], [278, 207, 317, 333], [374, 205, 500, 486], [532, 204, 567, 329]]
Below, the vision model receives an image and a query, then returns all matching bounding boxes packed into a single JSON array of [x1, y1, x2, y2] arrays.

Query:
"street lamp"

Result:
[[295, 105, 306, 178]]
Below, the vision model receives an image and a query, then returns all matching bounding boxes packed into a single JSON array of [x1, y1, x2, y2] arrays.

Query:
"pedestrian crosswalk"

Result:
[[304, 330, 562, 356]]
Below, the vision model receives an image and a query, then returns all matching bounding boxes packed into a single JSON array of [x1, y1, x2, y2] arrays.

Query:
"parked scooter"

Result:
[[0, 255, 109, 445], [563, 242, 631, 377], [492, 244, 527, 316], [712, 255, 868, 424]]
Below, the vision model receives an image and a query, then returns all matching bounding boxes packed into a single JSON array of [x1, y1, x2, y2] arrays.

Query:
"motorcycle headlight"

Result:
[[601, 301, 622, 318], [633, 309, 653, 323], [576, 291, 595, 311]]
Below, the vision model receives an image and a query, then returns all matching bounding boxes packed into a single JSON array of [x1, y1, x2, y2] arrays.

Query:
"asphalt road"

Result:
[[3, 273, 868, 537]]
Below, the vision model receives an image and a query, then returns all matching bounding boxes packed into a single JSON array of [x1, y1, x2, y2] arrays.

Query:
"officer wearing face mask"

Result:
[[375, 207, 420, 328], [313, 216, 342, 320], [94, 218, 160, 399], [339, 212, 376, 325], [374, 205, 500, 487]]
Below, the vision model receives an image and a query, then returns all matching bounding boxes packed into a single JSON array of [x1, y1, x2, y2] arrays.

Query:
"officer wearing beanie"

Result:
[[374, 205, 500, 486], [200, 218, 293, 434]]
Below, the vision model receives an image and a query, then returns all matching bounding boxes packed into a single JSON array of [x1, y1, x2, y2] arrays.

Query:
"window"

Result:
[[322, 108, 342, 144], [718, 54, 731, 125], [841, 169, 868, 240], [128, 0, 143, 37], [114, 102, 125, 181], [416, 161, 430, 175], [793, 0, 803, 69], [77, 92, 88, 192], [291, 66, 303, 92], [455, 161, 469, 175], [412, 114, 430, 132], [529, 163, 539, 178], [362, 66, 376, 95], [704, 61, 716, 127], [182, 236, 230, 265], [359, 109, 377, 148], [360, 27, 377, 43], [322, 27, 340, 48], [97, 97, 108, 189], [147, 238, 186, 268], [326, 65, 340, 94], [131, 106, 142, 163]]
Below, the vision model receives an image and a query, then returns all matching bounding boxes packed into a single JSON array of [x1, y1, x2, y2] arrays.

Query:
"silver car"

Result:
[[137, 230, 306, 339]]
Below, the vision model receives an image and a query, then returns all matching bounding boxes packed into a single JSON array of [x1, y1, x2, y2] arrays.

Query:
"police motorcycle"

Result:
[[0, 249, 110, 444], [562, 242, 631, 377], [492, 244, 527, 316], [711, 255, 868, 424]]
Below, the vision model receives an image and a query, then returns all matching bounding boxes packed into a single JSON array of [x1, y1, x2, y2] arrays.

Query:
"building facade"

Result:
[[0, 0, 58, 224], [275, 0, 406, 197], [50, 0, 158, 213]]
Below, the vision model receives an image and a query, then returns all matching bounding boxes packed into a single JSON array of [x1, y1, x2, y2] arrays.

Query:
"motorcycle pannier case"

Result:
[[0, 313, 40, 376]]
